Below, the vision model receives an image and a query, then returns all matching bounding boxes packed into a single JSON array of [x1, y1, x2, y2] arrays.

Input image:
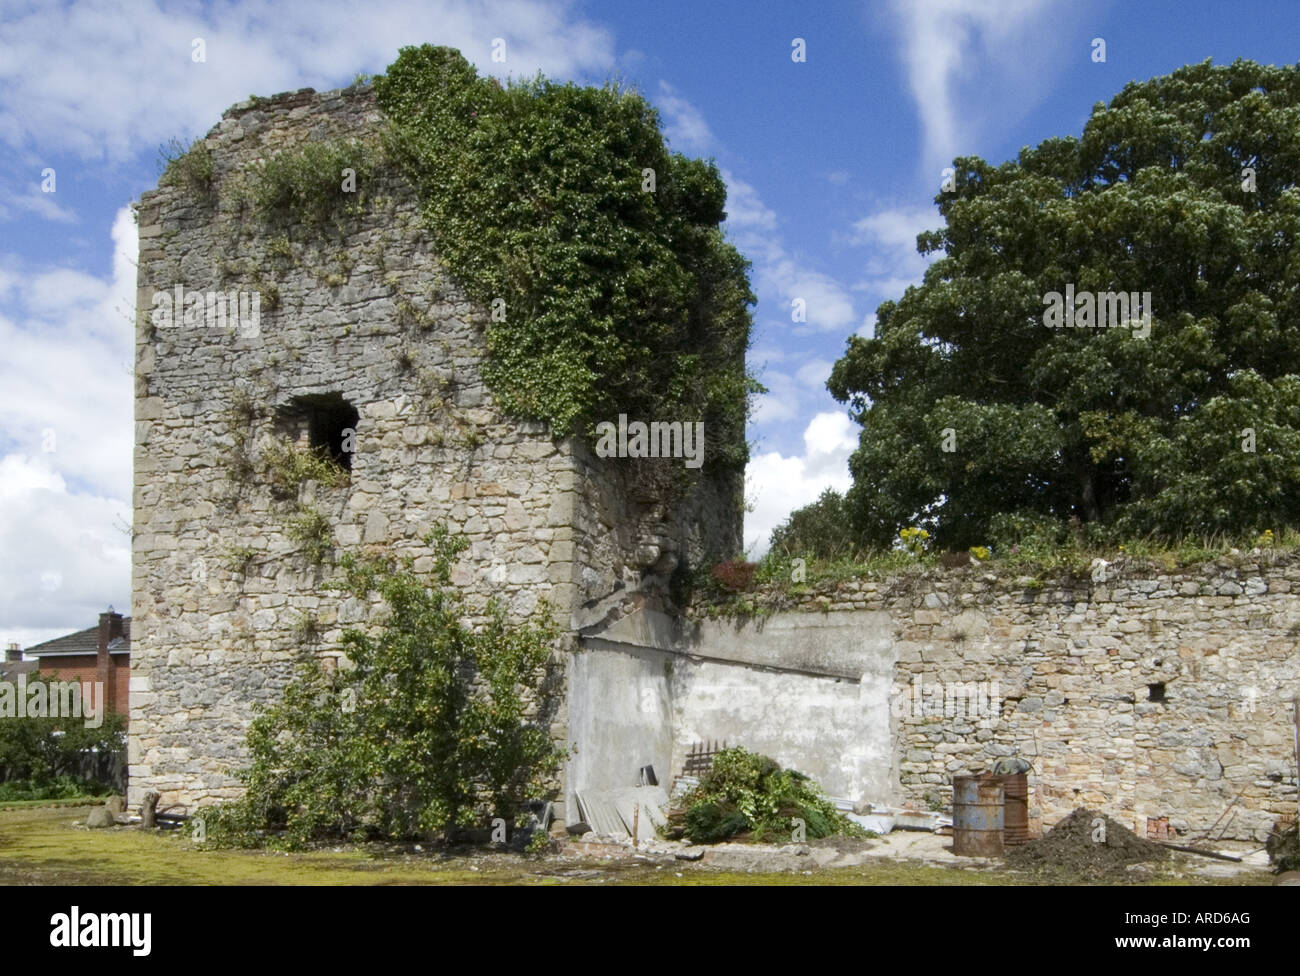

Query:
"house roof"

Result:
[[24, 618, 131, 658]]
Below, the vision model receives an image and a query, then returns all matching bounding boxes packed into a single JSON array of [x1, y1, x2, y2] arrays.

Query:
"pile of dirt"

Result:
[[1005, 807, 1171, 880]]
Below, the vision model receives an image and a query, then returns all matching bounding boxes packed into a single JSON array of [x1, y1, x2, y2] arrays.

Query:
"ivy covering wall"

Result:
[[373, 45, 757, 469]]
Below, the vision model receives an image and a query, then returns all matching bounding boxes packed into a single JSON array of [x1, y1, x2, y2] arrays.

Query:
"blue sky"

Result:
[[3, 0, 1299, 645]]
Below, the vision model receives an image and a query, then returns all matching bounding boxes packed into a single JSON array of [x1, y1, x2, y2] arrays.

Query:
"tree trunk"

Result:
[[141, 790, 160, 829]]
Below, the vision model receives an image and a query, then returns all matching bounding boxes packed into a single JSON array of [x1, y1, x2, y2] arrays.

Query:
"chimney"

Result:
[[5, 642, 19, 662], [97, 608, 123, 715]]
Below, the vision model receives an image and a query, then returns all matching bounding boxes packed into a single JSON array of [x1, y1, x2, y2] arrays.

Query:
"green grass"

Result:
[[0, 805, 1271, 886]]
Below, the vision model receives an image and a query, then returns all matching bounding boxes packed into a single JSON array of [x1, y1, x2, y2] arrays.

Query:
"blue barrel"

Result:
[[952, 774, 1004, 856]]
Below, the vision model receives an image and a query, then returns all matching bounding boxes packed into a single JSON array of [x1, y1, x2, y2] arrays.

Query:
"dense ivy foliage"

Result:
[[199, 526, 565, 849], [374, 46, 756, 467], [830, 59, 1300, 548], [680, 747, 865, 843]]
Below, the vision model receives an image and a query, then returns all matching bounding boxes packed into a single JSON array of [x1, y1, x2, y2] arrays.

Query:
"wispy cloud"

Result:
[[886, 0, 1073, 172], [722, 173, 777, 232], [0, 185, 79, 224], [846, 204, 940, 331], [656, 80, 715, 154], [723, 171, 857, 335]]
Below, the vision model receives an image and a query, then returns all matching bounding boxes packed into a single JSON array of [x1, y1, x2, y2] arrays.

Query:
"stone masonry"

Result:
[[130, 85, 742, 811], [687, 553, 1300, 843], [130, 82, 1297, 847]]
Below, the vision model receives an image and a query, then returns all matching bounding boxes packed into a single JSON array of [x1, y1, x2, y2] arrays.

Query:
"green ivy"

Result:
[[196, 525, 566, 849], [373, 46, 757, 467]]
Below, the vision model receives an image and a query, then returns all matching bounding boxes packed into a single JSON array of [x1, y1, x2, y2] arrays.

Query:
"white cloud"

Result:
[[852, 206, 936, 255], [748, 344, 787, 366], [722, 170, 857, 335], [0, 207, 136, 646], [0, 185, 79, 224], [0, 0, 616, 162], [849, 204, 940, 312], [656, 81, 714, 154], [744, 411, 858, 557], [756, 258, 858, 334], [750, 370, 800, 427], [886, 0, 1072, 172], [795, 358, 833, 390], [722, 173, 777, 232], [0, 454, 131, 650]]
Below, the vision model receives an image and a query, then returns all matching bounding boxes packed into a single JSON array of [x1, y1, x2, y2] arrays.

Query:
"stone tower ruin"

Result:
[[129, 84, 743, 815]]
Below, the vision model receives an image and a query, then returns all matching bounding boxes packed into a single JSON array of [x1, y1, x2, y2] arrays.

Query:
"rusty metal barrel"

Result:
[[998, 773, 1029, 846], [952, 773, 1004, 856]]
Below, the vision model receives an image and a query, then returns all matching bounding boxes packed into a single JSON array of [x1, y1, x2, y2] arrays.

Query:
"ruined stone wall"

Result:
[[688, 554, 1300, 842], [131, 85, 742, 811], [570, 441, 742, 609]]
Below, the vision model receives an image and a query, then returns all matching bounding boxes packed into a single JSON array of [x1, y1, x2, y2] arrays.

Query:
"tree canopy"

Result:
[[828, 58, 1300, 550]]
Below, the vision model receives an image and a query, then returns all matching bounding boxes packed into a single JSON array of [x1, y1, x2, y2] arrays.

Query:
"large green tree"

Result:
[[829, 58, 1300, 549]]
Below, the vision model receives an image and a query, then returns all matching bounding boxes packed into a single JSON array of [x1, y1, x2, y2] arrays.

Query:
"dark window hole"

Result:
[[275, 393, 359, 471]]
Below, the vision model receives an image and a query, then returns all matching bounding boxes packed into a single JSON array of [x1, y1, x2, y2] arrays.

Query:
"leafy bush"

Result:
[[286, 503, 334, 566], [263, 442, 349, 498], [197, 524, 566, 849], [710, 560, 756, 593], [373, 46, 756, 466], [0, 684, 126, 794], [0, 775, 110, 802], [250, 137, 379, 229], [768, 489, 865, 560], [158, 137, 215, 196], [681, 747, 865, 843], [683, 801, 749, 843]]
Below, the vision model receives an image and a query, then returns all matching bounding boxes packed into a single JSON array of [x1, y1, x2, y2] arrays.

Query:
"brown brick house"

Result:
[[21, 609, 130, 716]]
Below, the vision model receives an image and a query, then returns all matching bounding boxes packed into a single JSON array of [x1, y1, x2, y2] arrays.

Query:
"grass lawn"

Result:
[[0, 804, 1274, 885]]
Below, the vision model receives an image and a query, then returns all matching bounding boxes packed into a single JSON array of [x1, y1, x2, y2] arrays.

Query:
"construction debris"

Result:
[[573, 786, 669, 843]]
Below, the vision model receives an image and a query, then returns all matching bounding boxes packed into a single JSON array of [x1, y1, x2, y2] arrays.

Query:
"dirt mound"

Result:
[[1005, 807, 1170, 880]]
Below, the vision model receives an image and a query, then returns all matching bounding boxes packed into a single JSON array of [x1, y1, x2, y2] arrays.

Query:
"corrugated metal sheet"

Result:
[[574, 786, 669, 841]]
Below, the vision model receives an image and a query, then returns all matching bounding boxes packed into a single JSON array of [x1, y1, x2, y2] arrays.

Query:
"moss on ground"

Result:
[[0, 805, 1271, 886]]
